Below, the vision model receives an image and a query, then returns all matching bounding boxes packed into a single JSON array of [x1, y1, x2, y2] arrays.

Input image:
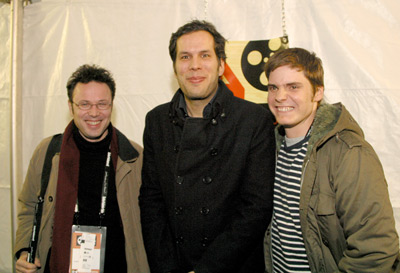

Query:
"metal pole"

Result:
[[10, 0, 24, 271]]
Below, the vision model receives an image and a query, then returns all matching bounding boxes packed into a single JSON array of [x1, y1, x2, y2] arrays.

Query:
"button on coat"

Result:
[[140, 81, 275, 273]]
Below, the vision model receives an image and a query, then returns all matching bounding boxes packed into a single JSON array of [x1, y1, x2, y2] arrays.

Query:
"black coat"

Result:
[[140, 81, 275, 273]]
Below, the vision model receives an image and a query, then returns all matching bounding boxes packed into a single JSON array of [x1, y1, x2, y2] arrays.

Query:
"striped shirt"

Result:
[[271, 138, 311, 272]]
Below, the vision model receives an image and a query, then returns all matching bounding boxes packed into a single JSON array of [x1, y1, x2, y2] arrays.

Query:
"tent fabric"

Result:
[[0, 3, 12, 273], [1, 0, 399, 271]]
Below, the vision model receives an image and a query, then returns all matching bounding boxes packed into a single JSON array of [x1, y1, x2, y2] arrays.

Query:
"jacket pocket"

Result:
[[315, 193, 345, 267], [316, 193, 335, 216]]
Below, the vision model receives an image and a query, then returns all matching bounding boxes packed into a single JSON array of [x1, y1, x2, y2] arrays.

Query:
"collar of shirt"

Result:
[[178, 86, 220, 119]]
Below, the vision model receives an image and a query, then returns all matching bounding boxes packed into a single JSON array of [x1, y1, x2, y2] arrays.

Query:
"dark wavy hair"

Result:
[[66, 64, 116, 101], [169, 20, 227, 65]]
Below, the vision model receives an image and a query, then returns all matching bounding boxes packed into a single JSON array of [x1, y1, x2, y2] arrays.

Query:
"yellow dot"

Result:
[[269, 38, 282, 51], [260, 71, 268, 86], [247, 50, 262, 66]]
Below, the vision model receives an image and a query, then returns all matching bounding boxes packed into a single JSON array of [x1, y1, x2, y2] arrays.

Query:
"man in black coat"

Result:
[[139, 20, 275, 273]]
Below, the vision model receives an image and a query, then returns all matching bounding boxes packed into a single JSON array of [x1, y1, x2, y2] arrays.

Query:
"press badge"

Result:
[[69, 225, 107, 273]]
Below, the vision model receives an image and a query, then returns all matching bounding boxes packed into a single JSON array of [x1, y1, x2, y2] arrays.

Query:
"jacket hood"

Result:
[[276, 103, 365, 154]]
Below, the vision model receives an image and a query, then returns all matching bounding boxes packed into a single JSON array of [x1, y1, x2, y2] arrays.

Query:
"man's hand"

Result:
[[15, 251, 41, 273]]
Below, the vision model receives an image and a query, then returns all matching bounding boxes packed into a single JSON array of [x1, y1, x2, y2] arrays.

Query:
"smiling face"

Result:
[[174, 30, 225, 110], [268, 65, 323, 138], [68, 81, 113, 142]]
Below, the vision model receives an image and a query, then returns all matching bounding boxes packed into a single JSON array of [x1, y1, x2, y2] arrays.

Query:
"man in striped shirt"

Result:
[[263, 47, 399, 272]]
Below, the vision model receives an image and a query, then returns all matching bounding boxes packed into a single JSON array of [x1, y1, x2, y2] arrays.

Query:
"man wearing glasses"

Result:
[[14, 64, 150, 273]]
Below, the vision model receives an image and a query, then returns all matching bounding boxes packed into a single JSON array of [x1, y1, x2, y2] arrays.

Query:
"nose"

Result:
[[189, 56, 201, 70], [275, 88, 288, 102], [88, 105, 100, 116]]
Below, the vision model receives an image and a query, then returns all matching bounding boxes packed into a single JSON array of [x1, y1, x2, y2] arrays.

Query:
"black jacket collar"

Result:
[[115, 128, 139, 162], [169, 79, 232, 126]]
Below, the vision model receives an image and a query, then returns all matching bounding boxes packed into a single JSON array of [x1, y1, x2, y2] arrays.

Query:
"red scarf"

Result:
[[49, 121, 118, 272]]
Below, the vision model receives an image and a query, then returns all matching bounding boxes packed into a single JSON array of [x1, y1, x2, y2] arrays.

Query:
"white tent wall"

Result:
[[3, 0, 399, 271], [0, 2, 13, 273]]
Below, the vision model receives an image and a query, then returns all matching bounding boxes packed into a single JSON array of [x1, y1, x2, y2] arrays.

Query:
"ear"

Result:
[[313, 86, 324, 102], [218, 59, 225, 76], [68, 100, 74, 116]]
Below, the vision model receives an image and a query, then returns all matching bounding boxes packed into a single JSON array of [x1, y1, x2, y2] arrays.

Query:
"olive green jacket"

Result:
[[264, 103, 399, 272]]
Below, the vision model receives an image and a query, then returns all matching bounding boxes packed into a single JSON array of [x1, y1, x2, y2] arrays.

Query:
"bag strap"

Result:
[[39, 133, 63, 199], [27, 133, 63, 263]]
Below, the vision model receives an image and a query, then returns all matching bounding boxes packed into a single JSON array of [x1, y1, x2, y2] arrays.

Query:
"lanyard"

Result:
[[74, 146, 112, 227]]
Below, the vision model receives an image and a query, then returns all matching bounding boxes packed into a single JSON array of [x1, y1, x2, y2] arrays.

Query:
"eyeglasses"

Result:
[[72, 101, 112, 110]]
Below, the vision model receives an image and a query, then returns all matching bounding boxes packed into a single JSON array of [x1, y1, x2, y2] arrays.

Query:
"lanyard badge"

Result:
[[69, 148, 112, 273], [69, 225, 107, 273]]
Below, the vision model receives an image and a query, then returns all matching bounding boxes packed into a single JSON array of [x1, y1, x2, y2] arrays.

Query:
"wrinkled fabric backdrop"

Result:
[[1, 0, 399, 271]]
